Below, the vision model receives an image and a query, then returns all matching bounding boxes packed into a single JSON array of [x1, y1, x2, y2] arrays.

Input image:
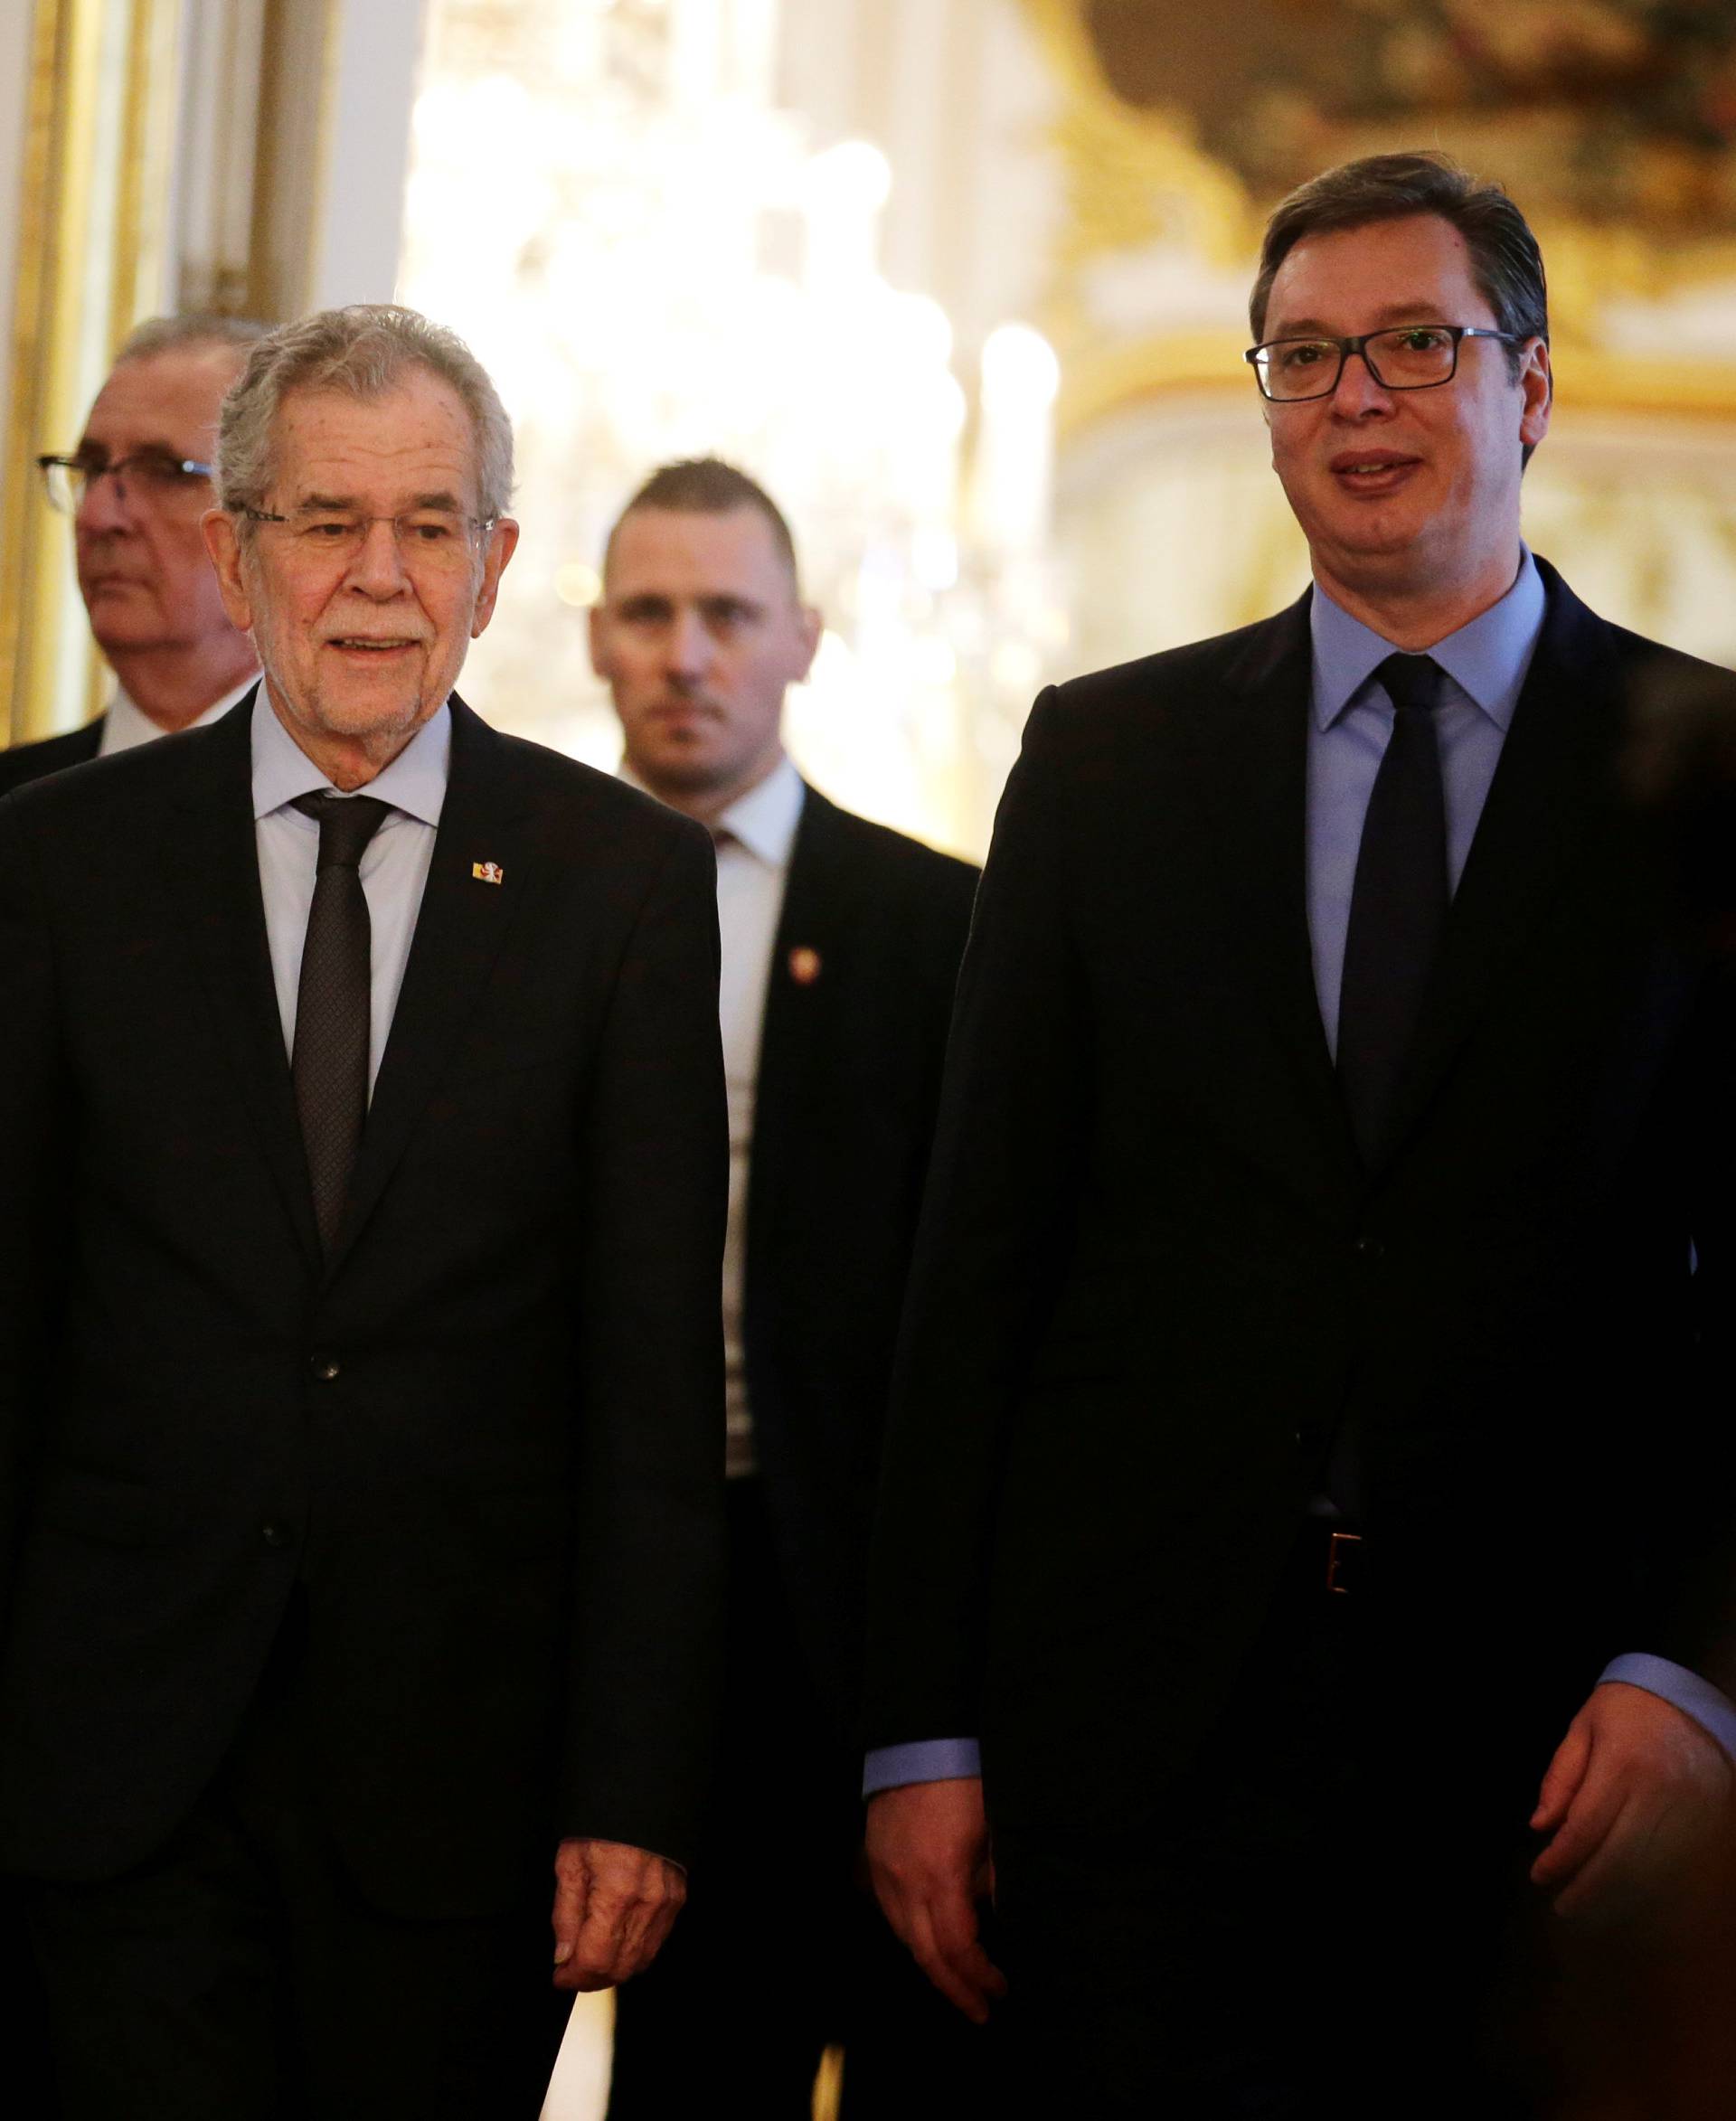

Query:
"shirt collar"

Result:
[[102, 671, 259, 757], [713, 753, 805, 868], [618, 750, 806, 871], [251, 689, 451, 825], [1309, 546, 1546, 734]]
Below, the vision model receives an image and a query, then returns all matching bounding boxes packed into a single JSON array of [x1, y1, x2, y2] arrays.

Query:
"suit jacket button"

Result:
[[310, 1356, 341, 1381], [260, 1522, 290, 1549], [1353, 1235, 1386, 1260]]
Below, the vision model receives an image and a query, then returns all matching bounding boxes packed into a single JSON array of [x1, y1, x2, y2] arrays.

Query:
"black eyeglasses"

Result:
[[1244, 325, 1525, 403], [38, 450, 215, 513]]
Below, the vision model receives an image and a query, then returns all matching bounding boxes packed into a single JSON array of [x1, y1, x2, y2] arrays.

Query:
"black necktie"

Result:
[[1336, 653, 1448, 1165], [291, 791, 391, 1254]]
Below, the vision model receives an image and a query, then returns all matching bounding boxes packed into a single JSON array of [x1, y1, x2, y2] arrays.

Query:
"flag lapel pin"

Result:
[[472, 861, 505, 885]]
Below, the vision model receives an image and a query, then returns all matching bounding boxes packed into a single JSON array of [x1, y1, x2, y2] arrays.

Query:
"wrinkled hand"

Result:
[[1531, 1682, 1734, 1923], [866, 1777, 1005, 2023], [551, 1836, 686, 1991]]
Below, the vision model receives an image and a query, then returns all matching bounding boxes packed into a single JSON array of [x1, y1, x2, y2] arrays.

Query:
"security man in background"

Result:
[[592, 458, 983, 2117]]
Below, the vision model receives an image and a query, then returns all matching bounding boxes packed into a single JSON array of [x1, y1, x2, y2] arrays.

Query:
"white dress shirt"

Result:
[[252, 693, 449, 1092], [624, 751, 806, 1477], [99, 673, 258, 755]]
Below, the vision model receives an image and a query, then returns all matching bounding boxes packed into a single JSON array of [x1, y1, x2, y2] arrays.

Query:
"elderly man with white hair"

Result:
[[0, 306, 727, 2119]]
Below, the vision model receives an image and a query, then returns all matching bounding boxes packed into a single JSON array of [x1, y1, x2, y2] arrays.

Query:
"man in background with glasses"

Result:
[[863, 152, 1736, 2116], [0, 315, 265, 795]]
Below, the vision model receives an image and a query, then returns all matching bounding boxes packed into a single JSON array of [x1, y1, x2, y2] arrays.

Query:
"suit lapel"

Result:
[[1205, 593, 1363, 1194], [169, 689, 324, 1269], [747, 784, 840, 1227], [327, 697, 537, 1271], [1379, 563, 1622, 1167]]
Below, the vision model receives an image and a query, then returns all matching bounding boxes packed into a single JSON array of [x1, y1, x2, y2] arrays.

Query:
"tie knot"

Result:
[[1374, 653, 1446, 720], [293, 790, 392, 871]]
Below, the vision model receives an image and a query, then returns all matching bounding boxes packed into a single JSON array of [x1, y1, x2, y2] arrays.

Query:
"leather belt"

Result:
[[1325, 1527, 1363, 1597], [1292, 1514, 1365, 1598]]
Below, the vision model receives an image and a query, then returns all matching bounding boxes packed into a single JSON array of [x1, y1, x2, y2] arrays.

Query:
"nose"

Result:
[[1330, 344, 1396, 417], [347, 517, 411, 597], [75, 464, 133, 537], [665, 606, 712, 683]]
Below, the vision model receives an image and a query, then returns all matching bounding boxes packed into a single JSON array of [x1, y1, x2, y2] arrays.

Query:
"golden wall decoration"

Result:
[[1019, 0, 1736, 438], [1, 0, 185, 748]]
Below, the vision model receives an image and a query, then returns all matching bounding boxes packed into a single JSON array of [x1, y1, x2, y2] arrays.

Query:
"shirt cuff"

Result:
[[1599, 1653, 1736, 1760], [862, 1738, 982, 1798]]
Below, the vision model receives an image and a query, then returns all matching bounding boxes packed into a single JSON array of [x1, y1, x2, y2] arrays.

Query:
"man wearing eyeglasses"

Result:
[[0, 315, 265, 795], [862, 152, 1736, 2116], [0, 305, 727, 2117]]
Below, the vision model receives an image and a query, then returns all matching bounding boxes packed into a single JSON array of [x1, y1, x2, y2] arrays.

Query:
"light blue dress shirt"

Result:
[[863, 554, 1736, 1796], [252, 691, 448, 1092]]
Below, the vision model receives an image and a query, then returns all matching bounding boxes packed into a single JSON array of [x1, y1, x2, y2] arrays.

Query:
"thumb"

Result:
[[552, 1852, 588, 1967], [1532, 1714, 1592, 1833]]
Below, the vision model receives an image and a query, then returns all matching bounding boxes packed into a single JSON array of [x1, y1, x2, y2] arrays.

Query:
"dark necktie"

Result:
[[291, 791, 391, 1255], [1336, 653, 1448, 1166]]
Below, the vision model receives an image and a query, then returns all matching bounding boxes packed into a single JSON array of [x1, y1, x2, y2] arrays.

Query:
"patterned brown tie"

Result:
[[290, 791, 391, 1255]]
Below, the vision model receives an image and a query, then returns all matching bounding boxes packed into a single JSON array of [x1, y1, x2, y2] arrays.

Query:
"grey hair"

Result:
[[115, 313, 272, 364], [216, 304, 514, 523]]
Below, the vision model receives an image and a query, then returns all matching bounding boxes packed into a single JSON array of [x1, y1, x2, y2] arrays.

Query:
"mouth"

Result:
[[326, 637, 422, 660], [1329, 452, 1421, 496], [646, 701, 721, 731]]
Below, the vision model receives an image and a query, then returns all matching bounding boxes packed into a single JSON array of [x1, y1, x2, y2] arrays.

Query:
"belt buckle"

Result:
[[1325, 1528, 1363, 1596]]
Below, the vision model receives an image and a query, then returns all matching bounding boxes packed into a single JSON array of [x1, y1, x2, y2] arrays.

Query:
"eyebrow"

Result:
[[1264, 302, 1459, 338], [74, 436, 188, 461], [617, 590, 767, 613], [291, 489, 467, 514]]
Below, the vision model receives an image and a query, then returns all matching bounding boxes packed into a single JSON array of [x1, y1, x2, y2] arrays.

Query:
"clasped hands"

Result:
[[866, 1683, 1736, 2021], [550, 1836, 686, 1992]]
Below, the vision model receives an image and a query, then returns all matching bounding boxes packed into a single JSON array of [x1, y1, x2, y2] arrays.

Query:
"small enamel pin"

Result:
[[788, 946, 822, 986], [472, 861, 505, 885]]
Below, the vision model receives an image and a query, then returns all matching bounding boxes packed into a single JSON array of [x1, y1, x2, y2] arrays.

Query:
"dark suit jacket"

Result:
[[741, 786, 976, 1747], [864, 561, 1736, 1838], [0, 693, 728, 1916], [0, 719, 103, 794]]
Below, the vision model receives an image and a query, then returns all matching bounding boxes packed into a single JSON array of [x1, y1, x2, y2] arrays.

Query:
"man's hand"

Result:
[[865, 1776, 1005, 2023], [550, 1836, 686, 1991], [1531, 1682, 1734, 1922]]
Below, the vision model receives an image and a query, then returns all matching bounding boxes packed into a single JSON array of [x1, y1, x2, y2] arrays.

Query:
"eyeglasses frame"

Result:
[[37, 450, 215, 512], [1243, 325, 1527, 403], [239, 504, 498, 562]]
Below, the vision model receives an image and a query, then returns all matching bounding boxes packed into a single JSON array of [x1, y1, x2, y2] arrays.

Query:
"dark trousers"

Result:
[[608, 1480, 991, 2119], [989, 1530, 1565, 2121], [1, 1874, 61, 2118], [18, 1598, 567, 2121]]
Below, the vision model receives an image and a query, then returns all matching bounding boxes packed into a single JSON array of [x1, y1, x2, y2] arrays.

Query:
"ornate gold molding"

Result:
[[250, 0, 342, 320], [1019, 0, 1736, 441], [1, 0, 184, 749]]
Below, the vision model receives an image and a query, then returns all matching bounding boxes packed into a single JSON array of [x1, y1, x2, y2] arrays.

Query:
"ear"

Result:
[[469, 517, 521, 638], [202, 511, 255, 634], [1519, 338, 1552, 452], [587, 598, 612, 679], [793, 602, 823, 686]]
